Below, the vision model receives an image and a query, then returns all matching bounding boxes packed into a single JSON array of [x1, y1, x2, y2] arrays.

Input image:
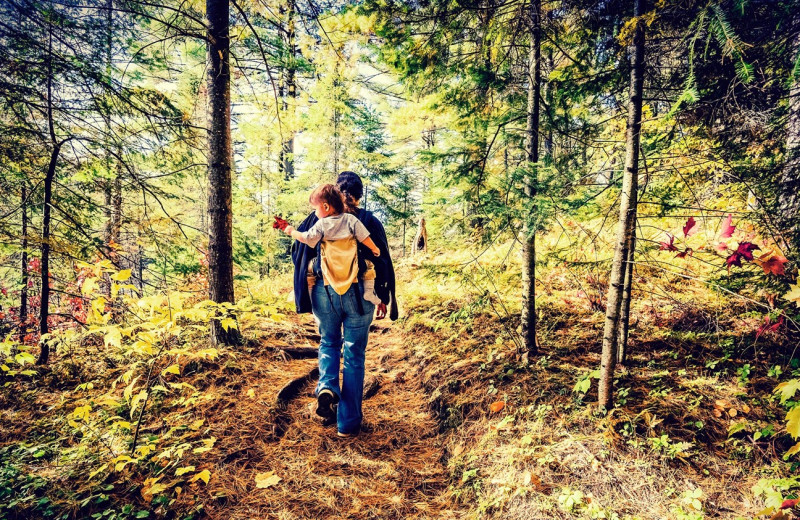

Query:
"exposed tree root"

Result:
[[276, 367, 319, 407]]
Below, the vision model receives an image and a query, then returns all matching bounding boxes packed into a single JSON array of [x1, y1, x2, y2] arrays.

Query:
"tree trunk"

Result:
[[598, 0, 645, 411], [37, 144, 61, 365], [617, 230, 636, 365], [38, 26, 60, 366], [19, 185, 28, 341], [780, 23, 800, 244], [278, 2, 296, 180], [207, 0, 240, 346], [521, 0, 541, 358]]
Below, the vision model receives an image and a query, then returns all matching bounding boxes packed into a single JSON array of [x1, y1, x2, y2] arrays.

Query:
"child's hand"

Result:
[[273, 215, 289, 231], [370, 247, 381, 257], [284, 225, 294, 236]]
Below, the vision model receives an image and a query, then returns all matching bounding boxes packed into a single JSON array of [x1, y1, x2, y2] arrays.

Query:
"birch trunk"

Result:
[[598, 0, 645, 410]]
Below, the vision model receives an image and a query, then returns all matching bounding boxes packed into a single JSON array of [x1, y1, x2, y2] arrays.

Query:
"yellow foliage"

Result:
[[162, 364, 180, 376], [255, 470, 282, 489], [189, 469, 210, 485]]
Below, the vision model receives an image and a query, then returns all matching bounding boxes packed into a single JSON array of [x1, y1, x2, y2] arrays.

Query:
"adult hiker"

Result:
[[289, 171, 398, 438]]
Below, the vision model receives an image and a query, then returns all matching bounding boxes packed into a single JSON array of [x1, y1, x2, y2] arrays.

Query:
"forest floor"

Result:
[[0, 262, 794, 519], [195, 316, 462, 519]]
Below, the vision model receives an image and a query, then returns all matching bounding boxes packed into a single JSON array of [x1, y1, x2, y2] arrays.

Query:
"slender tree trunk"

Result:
[[598, 0, 645, 411], [521, 0, 541, 358], [780, 22, 800, 243], [19, 185, 28, 341], [278, 2, 296, 180], [207, 0, 240, 345], [38, 144, 61, 365], [38, 26, 61, 365], [617, 229, 636, 365]]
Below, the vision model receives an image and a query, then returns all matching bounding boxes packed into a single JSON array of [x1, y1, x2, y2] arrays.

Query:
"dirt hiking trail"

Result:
[[196, 316, 461, 520]]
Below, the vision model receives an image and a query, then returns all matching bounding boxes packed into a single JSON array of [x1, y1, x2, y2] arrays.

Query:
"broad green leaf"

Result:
[[787, 406, 800, 439], [14, 352, 35, 365], [775, 379, 800, 404]]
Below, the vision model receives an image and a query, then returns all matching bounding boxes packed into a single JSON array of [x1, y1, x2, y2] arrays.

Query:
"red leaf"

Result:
[[770, 315, 785, 332], [675, 248, 693, 259], [781, 498, 800, 509], [720, 214, 736, 239], [759, 253, 788, 276], [272, 215, 289, 231], [726, 242, 760, 269], [659, 234, 678, 252], [715, 242, 728, 252], [756, 314, 784, 341], [683, 217, 699, 237], [736, 242, 759, 261]]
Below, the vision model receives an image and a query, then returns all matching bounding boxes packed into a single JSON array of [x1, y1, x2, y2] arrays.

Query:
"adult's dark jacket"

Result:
[[291, 208, 399, 320]]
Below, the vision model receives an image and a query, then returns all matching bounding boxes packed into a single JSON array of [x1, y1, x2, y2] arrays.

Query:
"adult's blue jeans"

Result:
[[311, 280, 374, 434]]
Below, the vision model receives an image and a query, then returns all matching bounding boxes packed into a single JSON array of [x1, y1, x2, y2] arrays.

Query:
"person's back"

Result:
[[282, 184, 381, 300], [305, 212, 369, 295]]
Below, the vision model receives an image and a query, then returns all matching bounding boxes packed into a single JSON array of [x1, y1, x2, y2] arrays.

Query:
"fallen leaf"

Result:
[[683, 217, 699, 237], [175, 466, 195, 476], [190, 469, 211, 485], [728, 408, 738, 418], [720, 214, 736, 238], [785, 284, 800, 307], [758, 253, 788, 276], [489, 401, 506, 413], [255, 471, 282, 489], [676, 248, 693, 259]]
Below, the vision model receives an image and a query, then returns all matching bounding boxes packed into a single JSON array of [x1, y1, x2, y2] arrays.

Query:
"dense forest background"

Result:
[[1, 0, 800, 518]]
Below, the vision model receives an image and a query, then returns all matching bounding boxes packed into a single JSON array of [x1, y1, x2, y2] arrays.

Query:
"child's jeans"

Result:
[[311, 280, 375, 434]]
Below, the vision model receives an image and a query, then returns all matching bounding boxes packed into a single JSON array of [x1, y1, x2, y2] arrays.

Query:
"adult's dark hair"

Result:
[[336, 171, 363, 212]]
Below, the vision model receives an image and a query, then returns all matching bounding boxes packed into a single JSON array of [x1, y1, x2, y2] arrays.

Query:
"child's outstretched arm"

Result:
[[361, 236, 381, 257], [284, 223, 323, 248]]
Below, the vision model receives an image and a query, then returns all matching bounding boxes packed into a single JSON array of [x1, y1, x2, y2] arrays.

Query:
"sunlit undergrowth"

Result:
[[0, 263, 295, 520], [396, 239, 796, 519]]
